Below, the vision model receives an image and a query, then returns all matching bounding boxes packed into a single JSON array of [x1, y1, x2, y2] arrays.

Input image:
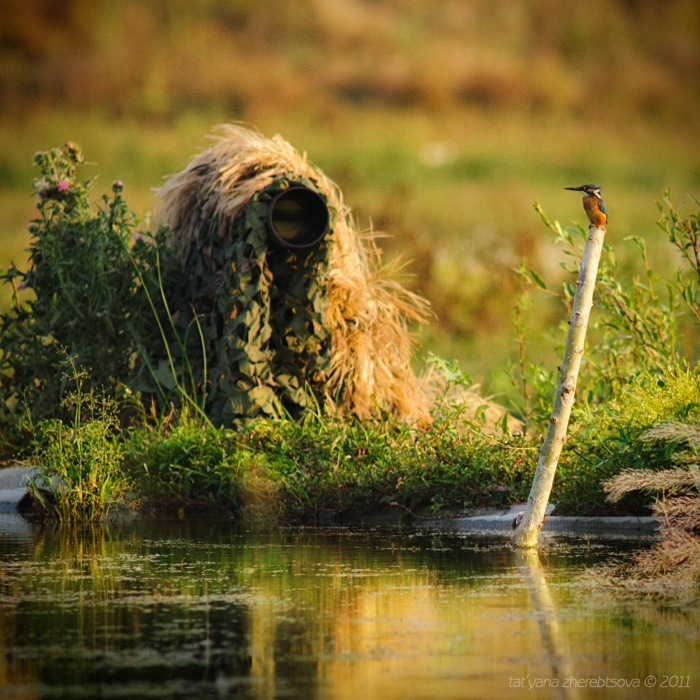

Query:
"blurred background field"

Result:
[[1, 0, 699, 408]]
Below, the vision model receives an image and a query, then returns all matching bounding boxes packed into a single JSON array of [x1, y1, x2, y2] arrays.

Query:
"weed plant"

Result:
[[28, 383, 133, 522], [0, 144, 163, 429], [126, 411, 276, 516], [125, 396, 535, 523]]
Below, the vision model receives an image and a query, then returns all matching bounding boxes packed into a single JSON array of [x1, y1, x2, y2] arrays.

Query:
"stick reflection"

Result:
[[516, 549, 580, 700]]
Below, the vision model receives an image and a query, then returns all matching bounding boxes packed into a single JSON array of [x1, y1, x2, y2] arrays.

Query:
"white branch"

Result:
[[513, 224, 606, 548]]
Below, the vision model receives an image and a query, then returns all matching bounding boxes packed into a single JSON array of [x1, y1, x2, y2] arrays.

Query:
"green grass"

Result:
[[123, 402, 537, 523], [28, 388, 133, 522], [21, 365, 700, 524], [555, 365, 700, 515]]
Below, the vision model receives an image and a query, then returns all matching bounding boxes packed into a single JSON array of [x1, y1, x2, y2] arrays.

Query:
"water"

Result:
[[0, 516, 698, 699]]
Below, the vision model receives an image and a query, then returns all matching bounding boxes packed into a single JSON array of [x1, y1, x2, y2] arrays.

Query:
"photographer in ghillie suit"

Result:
[[154, 125, 431, 427]]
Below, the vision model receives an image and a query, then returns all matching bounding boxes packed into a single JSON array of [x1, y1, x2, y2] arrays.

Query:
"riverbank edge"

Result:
[[348, 503, 659, 538], [0, 465, 658, 538]]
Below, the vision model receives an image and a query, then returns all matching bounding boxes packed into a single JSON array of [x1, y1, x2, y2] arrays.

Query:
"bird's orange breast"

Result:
[[583, 195, 607, 227]]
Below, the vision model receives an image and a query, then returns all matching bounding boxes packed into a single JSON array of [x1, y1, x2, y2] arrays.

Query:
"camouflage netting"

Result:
[[155, 125, 431, 426]]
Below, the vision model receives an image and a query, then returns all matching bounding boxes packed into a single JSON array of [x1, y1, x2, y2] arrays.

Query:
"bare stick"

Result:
[[513, 224, 606, 548]]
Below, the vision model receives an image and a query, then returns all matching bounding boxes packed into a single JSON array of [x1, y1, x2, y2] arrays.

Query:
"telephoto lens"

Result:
[[266, 186, 330, 249]]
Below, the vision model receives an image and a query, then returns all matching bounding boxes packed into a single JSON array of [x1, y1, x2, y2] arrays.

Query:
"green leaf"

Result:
[[529, 269, 547, 290]]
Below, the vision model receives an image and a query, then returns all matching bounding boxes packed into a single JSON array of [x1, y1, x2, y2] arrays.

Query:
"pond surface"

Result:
[[0, 515, 698, 699]]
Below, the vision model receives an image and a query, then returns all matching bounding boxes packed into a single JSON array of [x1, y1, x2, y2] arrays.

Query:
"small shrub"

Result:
[[125, 415, 279, 516], [28, 388, 133, 522], [517, 195, 700, 515], [0, 143, 164, 428], [554, 365, 700, 514], [518, 204, 683, 415], [119, 369, 535, 524]]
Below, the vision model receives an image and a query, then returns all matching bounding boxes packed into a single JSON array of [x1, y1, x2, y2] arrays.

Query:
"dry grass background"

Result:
[[1, 0, 699, 401]]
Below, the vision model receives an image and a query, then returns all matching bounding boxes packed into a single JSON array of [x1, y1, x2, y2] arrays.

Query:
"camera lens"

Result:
[[267, 187, 329, 249]]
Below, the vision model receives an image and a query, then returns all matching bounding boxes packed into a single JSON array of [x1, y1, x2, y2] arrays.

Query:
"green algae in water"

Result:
[[0, 519, 698, 699]]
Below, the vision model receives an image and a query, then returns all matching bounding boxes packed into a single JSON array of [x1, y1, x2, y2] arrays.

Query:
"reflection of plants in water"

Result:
[[20, 524, 132, 608], [7, 524, 501, 639], [1, 526, 419, 695], [6, 523, 256, 689], [4, 525, 700, 697]]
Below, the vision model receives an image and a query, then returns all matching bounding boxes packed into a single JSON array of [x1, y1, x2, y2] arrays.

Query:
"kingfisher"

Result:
[[564, 184, 607, 227]]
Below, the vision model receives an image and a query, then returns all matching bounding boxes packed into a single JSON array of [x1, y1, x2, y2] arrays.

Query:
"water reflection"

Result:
[[516, 549, 579, 700], [0, 518, 698, 699]]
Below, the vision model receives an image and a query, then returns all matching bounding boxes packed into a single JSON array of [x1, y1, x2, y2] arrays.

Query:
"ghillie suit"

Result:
[[155, 125, 431, 427]]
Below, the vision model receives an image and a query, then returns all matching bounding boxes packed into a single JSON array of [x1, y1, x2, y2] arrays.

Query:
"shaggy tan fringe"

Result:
[[154, 124, 432, 423], [653, 495, 700, 531]]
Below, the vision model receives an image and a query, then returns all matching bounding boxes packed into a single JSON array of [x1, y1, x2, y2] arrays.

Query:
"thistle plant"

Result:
[[0, 143, 163, 428]]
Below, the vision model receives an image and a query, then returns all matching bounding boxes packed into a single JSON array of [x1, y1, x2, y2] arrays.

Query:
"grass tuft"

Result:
[[28, 385, 134, 522]]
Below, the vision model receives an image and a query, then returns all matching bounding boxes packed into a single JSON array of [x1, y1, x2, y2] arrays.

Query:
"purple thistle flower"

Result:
[[17, 281, 27, 290], [132, 233, 144, 242], [57, 180, 69, 192]]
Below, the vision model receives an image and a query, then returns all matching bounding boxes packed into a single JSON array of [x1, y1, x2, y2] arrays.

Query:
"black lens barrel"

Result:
[[266, 186, 330, 249]]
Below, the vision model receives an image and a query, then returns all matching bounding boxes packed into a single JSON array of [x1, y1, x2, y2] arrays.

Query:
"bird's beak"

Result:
[[564, 186, 585, 192]]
